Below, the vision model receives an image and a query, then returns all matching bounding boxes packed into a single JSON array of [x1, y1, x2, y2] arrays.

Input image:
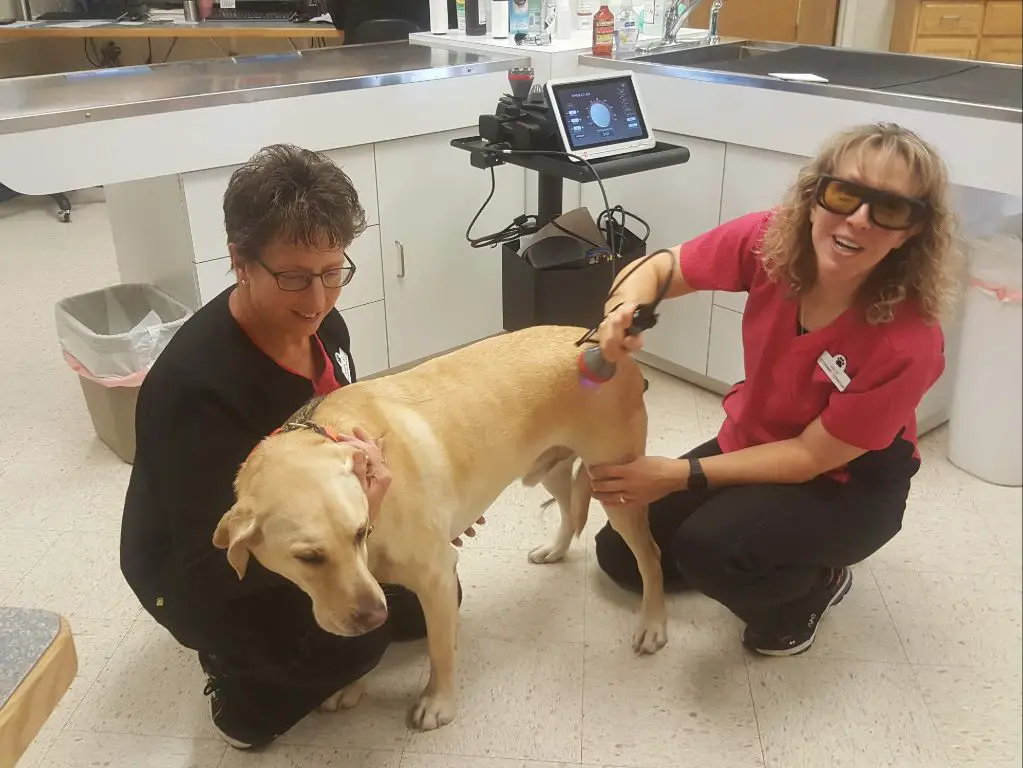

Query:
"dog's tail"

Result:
[[568, 460, 591, 537]]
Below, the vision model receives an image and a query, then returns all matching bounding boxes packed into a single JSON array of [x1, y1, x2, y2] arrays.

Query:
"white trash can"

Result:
[[947, 229, 1023, 486]]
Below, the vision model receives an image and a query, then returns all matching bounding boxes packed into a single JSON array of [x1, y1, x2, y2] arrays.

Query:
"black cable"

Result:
[[465, 165, 540, 248], [162, 38, 178, 64], [463, 140, 669, 350], [490, 146, 619, 267], [574, 247, 678, 348], [83, 39, 101, 68]]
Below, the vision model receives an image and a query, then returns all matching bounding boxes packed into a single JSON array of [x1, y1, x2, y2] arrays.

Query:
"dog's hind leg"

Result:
[[528, 457, 579, 564]]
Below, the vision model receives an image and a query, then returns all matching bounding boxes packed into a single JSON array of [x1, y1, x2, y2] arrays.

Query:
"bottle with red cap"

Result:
[[592, 4, 615, 56]]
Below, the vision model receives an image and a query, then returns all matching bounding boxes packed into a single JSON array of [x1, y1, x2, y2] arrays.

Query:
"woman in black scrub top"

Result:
[[119, 144, 468, 750]]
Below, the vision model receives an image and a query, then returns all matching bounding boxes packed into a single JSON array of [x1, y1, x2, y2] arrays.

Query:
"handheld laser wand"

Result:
[[575, 249, 677, 387]]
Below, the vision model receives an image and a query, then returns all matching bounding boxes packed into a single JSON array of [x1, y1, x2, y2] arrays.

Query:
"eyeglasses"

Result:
[[815, 175, 930, 231], [256, 254, 356, 292]]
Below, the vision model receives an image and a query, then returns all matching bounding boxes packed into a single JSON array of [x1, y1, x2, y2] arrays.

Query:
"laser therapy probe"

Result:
[[575, 248, 678, 387]]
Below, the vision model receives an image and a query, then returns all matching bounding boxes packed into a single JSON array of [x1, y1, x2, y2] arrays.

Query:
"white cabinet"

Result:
[[338, 225, 384, 311], [375, 129, 526, 368], [181, 144, 379, 265], [342, 301, 390, 379], [712, 144, 809, 316], [580, 132, 726, 375], [706, 305, 745, 386], [196, 257, 235, 305]]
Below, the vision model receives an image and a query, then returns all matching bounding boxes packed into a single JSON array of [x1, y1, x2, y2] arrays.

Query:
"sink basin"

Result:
[[634, 40, 993, 88], [634, 40, 792, 69]]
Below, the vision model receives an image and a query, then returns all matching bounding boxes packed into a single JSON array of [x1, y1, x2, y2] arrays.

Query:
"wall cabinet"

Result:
[[890, 0, 1022, 64], [375, 128, 526, 368]]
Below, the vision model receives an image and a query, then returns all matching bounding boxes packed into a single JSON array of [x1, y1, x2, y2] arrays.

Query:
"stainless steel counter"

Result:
[[580, 39, 1022, 124], [0, 42, 529, 135]]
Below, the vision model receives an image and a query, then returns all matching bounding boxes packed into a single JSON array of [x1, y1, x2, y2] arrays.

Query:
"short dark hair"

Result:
[[223, 144, 367, 263]]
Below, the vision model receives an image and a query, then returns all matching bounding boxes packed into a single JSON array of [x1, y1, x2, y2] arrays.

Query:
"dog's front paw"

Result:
[[528, 542, 569, 564], [320, 679, 366, 712], [411, 692, 456, 731], [631, 619, 668, 655]]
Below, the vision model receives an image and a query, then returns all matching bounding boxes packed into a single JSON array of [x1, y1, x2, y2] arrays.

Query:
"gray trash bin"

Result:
[[55, 283, 191, 463]]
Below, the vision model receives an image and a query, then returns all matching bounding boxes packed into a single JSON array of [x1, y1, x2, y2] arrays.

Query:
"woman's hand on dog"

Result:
[[340, 427, 485, 546], [339, 427, 392, 513], [590, 456, 688, 507]]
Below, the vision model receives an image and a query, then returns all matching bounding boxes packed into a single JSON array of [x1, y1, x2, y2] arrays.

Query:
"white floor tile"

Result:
[[404, 636, 584, 763], [873, 568, 1023, 669], [869, 491, 1016, 575], [0, 528, 59, 602], [914, 665, 1023, 767], [456, 546, 586, 644], [581, 640, 762, 768], [748, 657, 948, 768], [220, 744, 402, 768], [400, 755, 573, 768], [5, 531, 140, 624], [41, 730, 226, 768], [66, 615, 217, 739]]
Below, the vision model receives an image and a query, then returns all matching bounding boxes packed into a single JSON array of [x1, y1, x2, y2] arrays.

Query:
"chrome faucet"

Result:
[[707, 0, 723, 44], [661, 0, 707, 45]]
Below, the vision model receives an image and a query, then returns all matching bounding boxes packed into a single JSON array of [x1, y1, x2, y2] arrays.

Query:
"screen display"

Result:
[[550, 76, 649, 151]]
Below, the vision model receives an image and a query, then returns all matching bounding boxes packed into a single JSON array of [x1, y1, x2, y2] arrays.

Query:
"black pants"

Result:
[[594, 439, 913, 631], [195, 582, 458, 744]]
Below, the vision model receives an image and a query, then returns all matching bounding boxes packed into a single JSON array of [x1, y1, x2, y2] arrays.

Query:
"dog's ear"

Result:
[[213, 501, 261, 580]]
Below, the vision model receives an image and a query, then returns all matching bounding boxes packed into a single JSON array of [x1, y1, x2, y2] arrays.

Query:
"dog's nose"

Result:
[[353, 595, 388, 632]]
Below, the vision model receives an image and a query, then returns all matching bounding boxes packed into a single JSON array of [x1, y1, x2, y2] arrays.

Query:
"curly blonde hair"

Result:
[[760, 122, 962, 325]]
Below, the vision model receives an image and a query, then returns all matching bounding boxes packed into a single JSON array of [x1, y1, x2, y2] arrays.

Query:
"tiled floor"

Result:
[[1, 196, 1021, 768]]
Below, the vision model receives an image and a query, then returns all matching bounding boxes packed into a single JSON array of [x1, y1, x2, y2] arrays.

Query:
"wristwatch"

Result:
[[687, 457, 708, 492]]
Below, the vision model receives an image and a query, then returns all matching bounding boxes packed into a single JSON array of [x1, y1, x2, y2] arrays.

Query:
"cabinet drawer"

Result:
[[913, 35, 980, 58], [979, 34, 1023, 62], [918, 1, 985, 36], [984, 1, 1023, 35]]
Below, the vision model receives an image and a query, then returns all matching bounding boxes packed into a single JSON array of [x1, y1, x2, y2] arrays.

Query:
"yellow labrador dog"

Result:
[[213, 324, 667, 731]]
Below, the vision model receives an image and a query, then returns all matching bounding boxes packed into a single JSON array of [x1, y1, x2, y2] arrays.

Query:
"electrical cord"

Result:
[[467, 143, 649, 283], [465, 165, 541, 248], [463, 140, 670, 352], [574, 247, 678, 348]]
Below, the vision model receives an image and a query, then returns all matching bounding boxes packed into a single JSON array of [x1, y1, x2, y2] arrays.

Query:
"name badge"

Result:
[[817, 351, 850, 392], [335, 349, 352, 382]]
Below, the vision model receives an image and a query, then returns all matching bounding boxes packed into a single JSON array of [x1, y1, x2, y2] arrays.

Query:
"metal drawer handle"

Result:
[[940, 14, 961, 21], [395, 240, 406, 278]]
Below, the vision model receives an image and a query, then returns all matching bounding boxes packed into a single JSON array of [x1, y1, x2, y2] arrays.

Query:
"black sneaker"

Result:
[[742, 567, 853, 657], [200, 656, 278, 750]]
